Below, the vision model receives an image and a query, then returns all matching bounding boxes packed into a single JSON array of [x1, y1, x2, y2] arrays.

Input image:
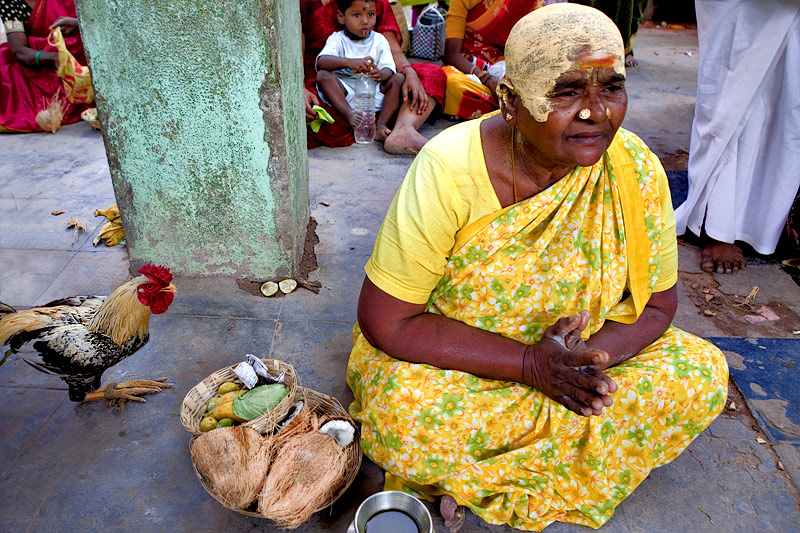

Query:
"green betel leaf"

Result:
[[0, 348, 14, 367], [312, 105, 334, 123], [232, 383, 289, 420]]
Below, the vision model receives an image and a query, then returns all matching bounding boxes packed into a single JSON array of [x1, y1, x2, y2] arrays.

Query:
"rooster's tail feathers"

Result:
[[22, 358, 59, 376], [0, 302, 19, 366], [0, 309, 54, 348], [0, 302, 16, 318]]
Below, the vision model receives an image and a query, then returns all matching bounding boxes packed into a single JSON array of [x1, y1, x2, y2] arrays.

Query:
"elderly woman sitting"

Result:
[[346, 4, 728, 531]]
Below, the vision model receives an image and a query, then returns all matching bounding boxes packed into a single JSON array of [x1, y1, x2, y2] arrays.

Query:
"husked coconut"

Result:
[[258, 411, 348, 528], [35, 93, 65, 133], [191, 426, 272, 509]]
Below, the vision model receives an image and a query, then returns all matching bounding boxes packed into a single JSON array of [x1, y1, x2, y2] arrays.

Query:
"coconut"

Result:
[[274, 400, 304, 434], [258, 427, 347, 528], [273, 400, 313, 440], [35, 92, 65, 133], [319, 419, 355, 448], [191, 426, 272, 509]]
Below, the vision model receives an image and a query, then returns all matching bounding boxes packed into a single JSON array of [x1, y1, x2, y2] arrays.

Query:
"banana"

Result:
[[210, 391, 246, 422], [93, 205, 125, 246]]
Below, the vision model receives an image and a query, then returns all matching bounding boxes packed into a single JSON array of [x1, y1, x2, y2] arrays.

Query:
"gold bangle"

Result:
[[469, 65, 477, 75], [478, 71, 490, 82]]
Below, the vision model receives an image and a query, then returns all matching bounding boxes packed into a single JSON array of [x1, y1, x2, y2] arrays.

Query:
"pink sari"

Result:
[[0, 0, 89, 132]]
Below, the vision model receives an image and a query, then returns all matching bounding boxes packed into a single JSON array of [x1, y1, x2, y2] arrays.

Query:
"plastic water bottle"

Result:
[[353, 74, 375, 144]]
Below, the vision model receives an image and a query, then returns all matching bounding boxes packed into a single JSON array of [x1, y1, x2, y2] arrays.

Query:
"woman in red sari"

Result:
[[0, 0, 90, 132], [301, 0, 446, 154], [442, 0, 544, 120]]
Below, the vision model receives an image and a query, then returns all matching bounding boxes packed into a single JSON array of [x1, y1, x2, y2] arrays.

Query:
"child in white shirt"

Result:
[[316, 0, 405, 141]]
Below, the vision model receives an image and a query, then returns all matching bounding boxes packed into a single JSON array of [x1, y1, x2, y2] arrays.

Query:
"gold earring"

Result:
[[505, 113, 513, 122], [605, 107, 612, 119], [578, 108, 591, 120]]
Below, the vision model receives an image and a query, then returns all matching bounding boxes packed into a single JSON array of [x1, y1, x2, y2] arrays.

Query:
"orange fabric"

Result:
[[442, 65, 496, 119]]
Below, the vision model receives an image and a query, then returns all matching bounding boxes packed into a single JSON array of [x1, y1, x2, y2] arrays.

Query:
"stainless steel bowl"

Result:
[[353, 491, 434, 533]]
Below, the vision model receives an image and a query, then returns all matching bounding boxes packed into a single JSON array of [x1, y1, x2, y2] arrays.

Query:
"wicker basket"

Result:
[[189, 386, 362, 521], [80, 107, 100, 129], [180, 358, 299, 436]]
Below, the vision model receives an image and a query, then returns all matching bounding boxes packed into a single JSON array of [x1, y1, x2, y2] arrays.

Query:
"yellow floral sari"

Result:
[[347, 130, 728, 531]]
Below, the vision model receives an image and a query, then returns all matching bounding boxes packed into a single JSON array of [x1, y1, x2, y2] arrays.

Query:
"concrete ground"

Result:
[[2, 26, 800, 532]]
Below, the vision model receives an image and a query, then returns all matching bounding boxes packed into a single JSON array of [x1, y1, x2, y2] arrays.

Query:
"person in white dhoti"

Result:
[[675, 0, 800, 273]]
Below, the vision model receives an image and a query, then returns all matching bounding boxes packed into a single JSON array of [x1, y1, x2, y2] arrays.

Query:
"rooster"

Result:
[[0, 264, 176, 403]]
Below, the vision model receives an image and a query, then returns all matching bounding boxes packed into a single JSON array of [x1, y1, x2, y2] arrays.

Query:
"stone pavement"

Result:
[[2, 26, 800, 532]]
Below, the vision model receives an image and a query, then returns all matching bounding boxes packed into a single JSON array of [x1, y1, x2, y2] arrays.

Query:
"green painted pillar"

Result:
[[75, 0, 308, 279]]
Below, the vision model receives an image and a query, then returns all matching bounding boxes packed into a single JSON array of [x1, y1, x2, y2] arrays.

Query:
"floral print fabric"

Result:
[[347, 130, 728, 531]]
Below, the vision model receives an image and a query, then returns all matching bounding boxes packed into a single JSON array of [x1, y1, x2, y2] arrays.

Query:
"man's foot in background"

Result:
[[702, 240, 746, 274]]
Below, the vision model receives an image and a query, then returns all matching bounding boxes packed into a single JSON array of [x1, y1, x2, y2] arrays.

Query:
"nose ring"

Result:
[[605, 107, 612, 119], [578, 108, 591, 120]]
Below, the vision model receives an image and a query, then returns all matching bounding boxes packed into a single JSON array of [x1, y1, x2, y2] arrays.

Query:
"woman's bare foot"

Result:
[[701, 241, 746, 273], [384, 126, 428, 155], [347, 109, 365, 129], [440, 494, 465, 533], [625, 53, 638, 67], [375, 124, 391, 142]]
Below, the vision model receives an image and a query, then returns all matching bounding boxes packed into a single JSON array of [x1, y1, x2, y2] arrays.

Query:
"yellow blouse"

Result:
[[365, 116, 678, 305]]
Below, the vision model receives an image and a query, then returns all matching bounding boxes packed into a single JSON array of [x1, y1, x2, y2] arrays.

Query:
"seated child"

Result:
[[315, 0, 405, 141]]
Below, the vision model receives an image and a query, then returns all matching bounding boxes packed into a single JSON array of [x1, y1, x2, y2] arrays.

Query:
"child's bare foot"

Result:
[[440, 494, 465, 533], [384, 127, 428, 155], [701, 240, 746, 273], [347, 109, 365, 129], [625, 53, 638, 67], [375, 125, 391, 142]]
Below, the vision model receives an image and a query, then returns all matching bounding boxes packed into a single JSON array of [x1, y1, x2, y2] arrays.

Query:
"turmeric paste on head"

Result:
[[500, 3, 625, 122]]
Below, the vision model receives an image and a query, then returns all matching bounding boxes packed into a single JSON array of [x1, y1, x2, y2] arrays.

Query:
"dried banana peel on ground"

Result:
[[93, 204, 124, 246]]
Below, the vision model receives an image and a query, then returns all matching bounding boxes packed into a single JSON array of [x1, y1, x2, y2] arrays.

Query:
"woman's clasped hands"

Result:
[[522, 310, 618, 417]]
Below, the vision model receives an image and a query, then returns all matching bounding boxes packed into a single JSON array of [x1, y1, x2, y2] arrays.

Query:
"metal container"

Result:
[[352, 491, 434, 533]]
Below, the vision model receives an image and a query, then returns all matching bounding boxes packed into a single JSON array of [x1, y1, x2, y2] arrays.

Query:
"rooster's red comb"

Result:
[[137, 264, 173, 286]]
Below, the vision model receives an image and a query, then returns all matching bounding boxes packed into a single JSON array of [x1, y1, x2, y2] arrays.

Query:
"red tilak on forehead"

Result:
[[137, 264, 173, 286], [577, 56, 617, 69], [568, 45, 618, 70]]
